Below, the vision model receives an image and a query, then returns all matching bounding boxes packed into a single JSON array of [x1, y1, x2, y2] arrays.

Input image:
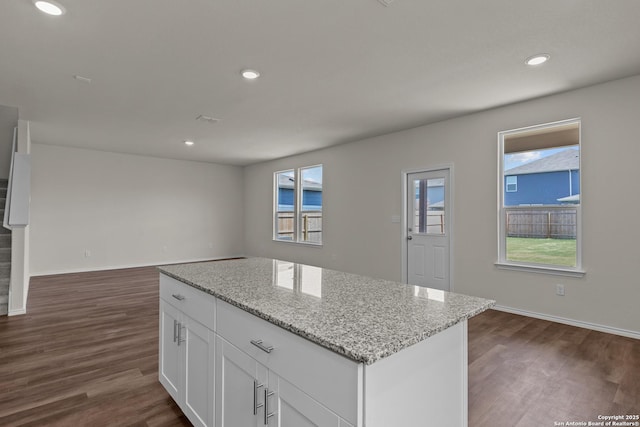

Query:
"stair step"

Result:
[[0, 262, 10, 276], [0, 226, 11, 235], [0, 303, 7, 316], [0, 248, 10, 262]]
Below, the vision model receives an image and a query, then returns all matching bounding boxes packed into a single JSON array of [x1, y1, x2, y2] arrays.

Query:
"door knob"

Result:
[[407, 235, 413, 240]]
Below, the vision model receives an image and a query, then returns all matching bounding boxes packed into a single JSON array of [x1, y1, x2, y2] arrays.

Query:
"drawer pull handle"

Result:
[[172, 294, 185, 301], [264, 388, 275, 425], [250, 339, 274, 354], [253, 380, 264, 415], [173, 319, 178, 343]]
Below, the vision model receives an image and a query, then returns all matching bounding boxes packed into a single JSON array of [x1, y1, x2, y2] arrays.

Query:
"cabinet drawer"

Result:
[[217, 300, 361, 425], [160, 274, 216, 331]]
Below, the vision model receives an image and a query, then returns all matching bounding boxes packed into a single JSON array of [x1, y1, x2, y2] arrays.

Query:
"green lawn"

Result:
[[506, 237, 576, 267]]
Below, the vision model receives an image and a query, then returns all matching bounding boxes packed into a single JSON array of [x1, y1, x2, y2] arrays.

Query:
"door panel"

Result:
[[159, 300, 181, 401], [216, 336, 265, 427], [269, 372, 340, 427], [407, 169, 451, 291], [184, 317, 215, 427]]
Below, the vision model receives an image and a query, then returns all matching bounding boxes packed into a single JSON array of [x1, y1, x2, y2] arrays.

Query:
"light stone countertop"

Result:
[[158, 257, 495, 365]]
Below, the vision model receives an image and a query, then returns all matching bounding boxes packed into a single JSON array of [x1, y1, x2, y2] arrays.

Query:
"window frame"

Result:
[[274, 169, 296, 243], [505, 175, 517, 193], [496, 118, 585, 277], [273, 164, 323, 246]]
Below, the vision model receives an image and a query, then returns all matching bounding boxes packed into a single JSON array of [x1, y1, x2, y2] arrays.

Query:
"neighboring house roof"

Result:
[[278, 174, 322, 191], [557, 194, 580, 203], [506, 148, 579, 175]]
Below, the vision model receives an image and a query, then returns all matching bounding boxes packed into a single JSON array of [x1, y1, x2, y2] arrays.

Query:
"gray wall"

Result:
[[244, 74, 640, 334], [30, 144, 245, 275]]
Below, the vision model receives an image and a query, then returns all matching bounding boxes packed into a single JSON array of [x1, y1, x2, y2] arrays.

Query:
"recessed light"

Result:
[[525, 54, 550, 66], [33, 0, 65, 16], [241, 69, 260, 80], [184, 140, 195, 146]]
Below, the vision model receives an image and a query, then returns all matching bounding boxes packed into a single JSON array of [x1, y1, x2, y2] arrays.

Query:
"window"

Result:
[[497, 119, 584, 276], [274, 165, 323, 245]]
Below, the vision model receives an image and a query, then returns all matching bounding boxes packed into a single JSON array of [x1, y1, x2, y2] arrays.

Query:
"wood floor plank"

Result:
[[1, 266, 638, 426], [0, 267, 190, 427], [469, 310, 640, 427]]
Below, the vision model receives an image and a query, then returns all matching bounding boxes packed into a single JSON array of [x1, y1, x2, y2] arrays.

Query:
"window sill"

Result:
[[273, 239, 323, 248], [495, 262, 586, 278]]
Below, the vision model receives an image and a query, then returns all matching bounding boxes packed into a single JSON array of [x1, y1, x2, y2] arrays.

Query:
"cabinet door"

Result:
[[159, 300, 182, 402], [216, 336, 267, 427], [268, 371, 341, 427], [183, 316, 216, 427]]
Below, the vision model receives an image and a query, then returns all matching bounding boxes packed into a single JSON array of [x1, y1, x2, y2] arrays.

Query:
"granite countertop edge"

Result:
[[158, 267, 495, 365]]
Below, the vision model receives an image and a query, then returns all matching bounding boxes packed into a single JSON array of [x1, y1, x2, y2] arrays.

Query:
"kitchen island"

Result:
[[158, 257, 494, 427]]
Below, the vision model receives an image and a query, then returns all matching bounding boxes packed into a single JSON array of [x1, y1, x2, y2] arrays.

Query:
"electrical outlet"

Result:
[[84, 249, 91, 257], [556, 284, 565, 296]]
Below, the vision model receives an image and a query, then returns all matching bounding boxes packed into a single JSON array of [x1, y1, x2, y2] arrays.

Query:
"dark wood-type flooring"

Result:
[[0, 267, 638, 426]]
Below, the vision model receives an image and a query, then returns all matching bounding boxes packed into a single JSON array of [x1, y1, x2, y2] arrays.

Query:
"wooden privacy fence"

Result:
[[276, 211, 322, 243], [506, 209, 576, 239]]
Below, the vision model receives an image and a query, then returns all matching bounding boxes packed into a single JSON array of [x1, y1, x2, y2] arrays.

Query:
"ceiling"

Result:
[[1, 0, 639, 166]]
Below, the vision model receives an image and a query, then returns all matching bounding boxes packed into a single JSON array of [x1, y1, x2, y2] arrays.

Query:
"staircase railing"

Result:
[[2, 127, 17, 230], [3, 126, 30, 230]]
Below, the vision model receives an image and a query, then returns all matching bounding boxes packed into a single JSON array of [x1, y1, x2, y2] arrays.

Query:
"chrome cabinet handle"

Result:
[[264, 388, 275, 425], [177, 323, 186, 346], [172, 294, 185, 301], [253, 380, 264, 415], [173, 319, 178, 343], [250, 339, 274, 354]]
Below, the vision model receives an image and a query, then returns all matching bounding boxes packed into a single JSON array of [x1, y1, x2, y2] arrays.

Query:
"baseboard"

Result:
[[493, 305, 640, 340], [8, 308, 26, 316], [29, 255, 246, 277]]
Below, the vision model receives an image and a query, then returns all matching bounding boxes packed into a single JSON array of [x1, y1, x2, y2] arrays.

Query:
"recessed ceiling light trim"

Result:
[[525, 54, 550, 66], [184, 140, 195, 146], [33, 0, 66, 16], [241, 69, 260, 80]]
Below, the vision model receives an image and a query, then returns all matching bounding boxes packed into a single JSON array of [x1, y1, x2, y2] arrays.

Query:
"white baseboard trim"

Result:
[[8, 308, 27, 316], [493, 305, 640, 340], [29, 255, 246, 277]]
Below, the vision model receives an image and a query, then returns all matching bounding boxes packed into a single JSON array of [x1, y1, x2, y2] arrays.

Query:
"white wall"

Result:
[[244, 74, 640, 334], [31, 144, 244, 275]]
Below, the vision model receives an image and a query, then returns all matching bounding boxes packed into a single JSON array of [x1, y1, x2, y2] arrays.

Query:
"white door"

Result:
[[268, 371, 341, 427], [216, 336, 267, 427], [406, 168, 451, 291], [183, 316, 215, 427], [159, 300, 182, 402]]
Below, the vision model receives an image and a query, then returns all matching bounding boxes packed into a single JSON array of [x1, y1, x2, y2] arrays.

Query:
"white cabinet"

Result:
[[159, 299, 181, 401], [216, 335, 350, 427], [215, 336, 267, 427], [269, 371, 353, 427], [215, 299, 356, 427], [159, 276, 216, 427], [159, 272, 469, 427]]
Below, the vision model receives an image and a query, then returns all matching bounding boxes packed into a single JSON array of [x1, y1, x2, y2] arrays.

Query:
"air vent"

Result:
[[196, 115, 220, 124]]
